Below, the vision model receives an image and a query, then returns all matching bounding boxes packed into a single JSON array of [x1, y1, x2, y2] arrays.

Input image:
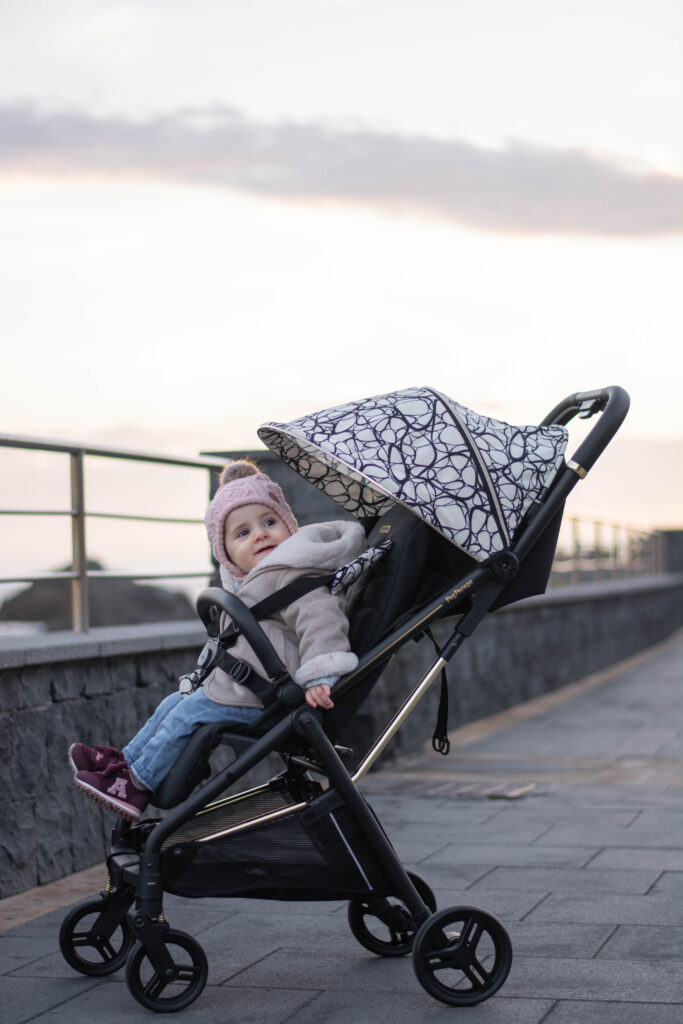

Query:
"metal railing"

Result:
[[550, 516, 665, 587], [1, 433, 667, 632], [0, 433, 225, 632]]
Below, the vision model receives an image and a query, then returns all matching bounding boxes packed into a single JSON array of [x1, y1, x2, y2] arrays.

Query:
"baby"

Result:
[[70, 460, 365, 820]]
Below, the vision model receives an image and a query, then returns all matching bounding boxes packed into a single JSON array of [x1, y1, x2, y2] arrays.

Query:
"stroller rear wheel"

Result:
[[59, 897, 135, 976], [125, 929, 208, 1012], [412, 906, 512, 1005], [347, 871, 436, 957]]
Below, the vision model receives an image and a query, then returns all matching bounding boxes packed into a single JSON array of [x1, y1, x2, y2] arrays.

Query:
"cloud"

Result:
[[1, 102, 681, 236]]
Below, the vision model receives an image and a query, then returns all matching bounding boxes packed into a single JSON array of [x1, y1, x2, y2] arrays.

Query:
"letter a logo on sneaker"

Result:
[[107, 777, 129, 798]]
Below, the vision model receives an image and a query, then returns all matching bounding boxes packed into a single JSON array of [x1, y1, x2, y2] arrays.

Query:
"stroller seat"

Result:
[[153, 504, 474, 809], [154, 490, 565, 810]]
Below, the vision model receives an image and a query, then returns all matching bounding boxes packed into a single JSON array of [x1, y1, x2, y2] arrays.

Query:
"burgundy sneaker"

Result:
[[68, 743, 125, 776], [74, 764, 150, 822]]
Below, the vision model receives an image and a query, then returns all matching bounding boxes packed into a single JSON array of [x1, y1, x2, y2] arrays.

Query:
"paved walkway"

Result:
[[1, 631, 682, 1023]]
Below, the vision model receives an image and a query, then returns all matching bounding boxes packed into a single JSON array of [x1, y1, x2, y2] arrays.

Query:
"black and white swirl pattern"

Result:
[[330, 539, 393, 595], [259, 387, 567, 563]]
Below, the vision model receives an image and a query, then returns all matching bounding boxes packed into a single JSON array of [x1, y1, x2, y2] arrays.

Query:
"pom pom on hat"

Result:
[[205, 460, 298, 578], [218, 460, 259, 485]]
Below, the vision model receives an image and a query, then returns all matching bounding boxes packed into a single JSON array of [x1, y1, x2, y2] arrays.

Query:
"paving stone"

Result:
[[484, 806, 641, 827], [596, 925, 683, 961], [226, 947, 424, 994], [526, 893, 683, 926], [1, 908, 73, 937], [0, 976, 101, 1024], [8, 950, 96, 981], [415, 841, 598, 869], [195, 911, 361, 981], [503, 955, 683, 1002], [543, 1000, 683, 1024], [30, 977, 320, 1024], [385, 880, 546, 921], [292, 989, 554, 1023], [588, 848, 683, 871], [505, 921, 615, 959], [535, 822, 683, 849], [648, 871, 683, 894], [0, 935, 59, 974], [408, 819, 553, 845], [467, 866, 659, 895], [360, 793, 495, 826], [632, 808, 683, 829]]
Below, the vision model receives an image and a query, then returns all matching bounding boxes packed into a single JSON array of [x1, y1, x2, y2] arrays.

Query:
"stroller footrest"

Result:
[[109, 851, 140, 888]]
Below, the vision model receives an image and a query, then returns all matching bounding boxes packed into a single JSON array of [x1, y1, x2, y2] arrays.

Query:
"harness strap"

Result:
[[181, 547, 392, 707], [215, 649, 278, 707], [179, 574, 335, 704], [424, 627, 451, 756], [247, 572, 335, 622]]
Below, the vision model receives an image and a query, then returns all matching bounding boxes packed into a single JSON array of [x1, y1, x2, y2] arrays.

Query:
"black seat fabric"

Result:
[[323, 506, 474, 747], [349, 504, 474, 654]]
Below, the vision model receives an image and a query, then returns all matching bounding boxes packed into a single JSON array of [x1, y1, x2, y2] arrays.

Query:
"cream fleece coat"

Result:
[[202, 520, 366, 708]]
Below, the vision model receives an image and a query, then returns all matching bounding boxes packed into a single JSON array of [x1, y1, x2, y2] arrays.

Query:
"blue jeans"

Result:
[[122, 689, 262, 793]]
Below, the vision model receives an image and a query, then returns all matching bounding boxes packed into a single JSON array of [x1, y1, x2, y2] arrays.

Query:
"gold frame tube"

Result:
[[196, 801, 307, 844], [351, 657, 447, 782], [199, 781, 273, 816]]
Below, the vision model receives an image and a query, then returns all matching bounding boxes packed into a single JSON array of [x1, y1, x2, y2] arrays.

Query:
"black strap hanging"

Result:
[[424, 627, 451, 756]]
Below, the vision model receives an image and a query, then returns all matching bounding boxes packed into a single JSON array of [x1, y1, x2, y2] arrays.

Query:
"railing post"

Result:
[[594, 521, 602, 581], [611, 522, 619, 579], [571, 517, 580, 585], [70, 451, 89, 633]]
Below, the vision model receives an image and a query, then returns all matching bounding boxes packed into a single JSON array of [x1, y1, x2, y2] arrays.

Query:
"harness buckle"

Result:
[[228, 659, 252, 685]]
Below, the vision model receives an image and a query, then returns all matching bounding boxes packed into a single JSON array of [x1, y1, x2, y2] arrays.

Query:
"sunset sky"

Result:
[[1, 0, 682, 592]]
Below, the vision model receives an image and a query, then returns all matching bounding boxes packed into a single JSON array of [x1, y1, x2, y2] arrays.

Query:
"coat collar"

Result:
[[220, 520, 366, 589]]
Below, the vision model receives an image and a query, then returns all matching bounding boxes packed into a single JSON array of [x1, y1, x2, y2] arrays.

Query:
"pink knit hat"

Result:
[[205, 460, 298, 577]]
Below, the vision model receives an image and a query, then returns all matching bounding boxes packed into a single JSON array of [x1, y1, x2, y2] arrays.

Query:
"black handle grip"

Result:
[[542, 385, 630, 474], [511, 386, 629, 564], [196, 587, 288, 682]]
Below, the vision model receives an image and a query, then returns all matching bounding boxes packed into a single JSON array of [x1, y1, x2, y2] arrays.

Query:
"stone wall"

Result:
[[660, 529, 683, 574], [0, 624, 205, 898], [346, 575, 683, 764], [0, 576, 682, 899]]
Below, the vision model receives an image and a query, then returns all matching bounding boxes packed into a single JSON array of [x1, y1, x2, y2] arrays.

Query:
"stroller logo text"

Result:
[[445, 580, 474, 603]]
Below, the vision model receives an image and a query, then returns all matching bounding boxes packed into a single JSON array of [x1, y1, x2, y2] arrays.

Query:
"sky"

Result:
[[1, 0, 682, 597]]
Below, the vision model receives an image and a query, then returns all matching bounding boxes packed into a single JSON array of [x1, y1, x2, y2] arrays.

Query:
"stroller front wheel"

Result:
[[59, 897, 135, 976], [125, 929, 208, 1012], [412, 905, 512, 1005], [347, 871, 436, 957]]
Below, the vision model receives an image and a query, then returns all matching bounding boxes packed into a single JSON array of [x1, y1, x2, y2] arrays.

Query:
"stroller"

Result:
[[59, 385, 629, 1011]]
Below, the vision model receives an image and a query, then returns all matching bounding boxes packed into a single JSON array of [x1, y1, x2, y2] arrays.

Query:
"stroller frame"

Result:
[[59, 387, 629, 1011]]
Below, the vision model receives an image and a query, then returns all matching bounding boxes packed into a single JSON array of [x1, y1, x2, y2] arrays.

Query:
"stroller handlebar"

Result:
[[541, 385, 630, 475], [196, 587, 289, 685]]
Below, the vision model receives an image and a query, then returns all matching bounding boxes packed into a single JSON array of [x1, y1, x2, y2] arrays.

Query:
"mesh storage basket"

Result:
[[161, 784, 389, 900]]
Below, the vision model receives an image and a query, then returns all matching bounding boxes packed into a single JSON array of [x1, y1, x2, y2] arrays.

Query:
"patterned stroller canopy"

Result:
[[258, 387, 568, 563]]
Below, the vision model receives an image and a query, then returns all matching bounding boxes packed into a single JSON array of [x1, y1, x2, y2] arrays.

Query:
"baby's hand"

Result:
[[305, 683, 335, 709]]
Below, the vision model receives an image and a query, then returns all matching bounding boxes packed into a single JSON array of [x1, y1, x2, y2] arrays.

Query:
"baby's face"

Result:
[[224, 503, 289, 574]]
